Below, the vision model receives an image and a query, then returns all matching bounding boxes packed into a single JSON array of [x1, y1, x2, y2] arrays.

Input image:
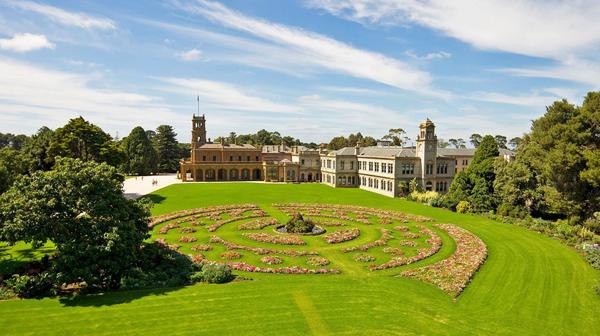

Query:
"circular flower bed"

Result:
[[383, 247, 404, 256], [323, 228, 360, 244], [179, 236, 197, 243], [243, 233, 306, 245], [191, 244, 213, 252]]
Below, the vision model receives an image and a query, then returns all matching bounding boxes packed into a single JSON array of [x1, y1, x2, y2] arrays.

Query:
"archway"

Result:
[[307, 173, 312, 182], [252, 168, 261, 180], [301, 173, 305, 181], [205, 169, 215, 181], [241, 169, 250, 180], [229, 169, 239, 181], [195, 169, 203, 182], [218, 169, 227, 181]]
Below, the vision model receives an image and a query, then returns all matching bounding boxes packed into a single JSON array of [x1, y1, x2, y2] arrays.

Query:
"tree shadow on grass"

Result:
[[140, 194, 167, 205], [59, 285, 184, 307]]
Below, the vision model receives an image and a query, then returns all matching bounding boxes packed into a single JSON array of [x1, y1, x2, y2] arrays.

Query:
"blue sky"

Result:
[[0, 0, 599, 144]]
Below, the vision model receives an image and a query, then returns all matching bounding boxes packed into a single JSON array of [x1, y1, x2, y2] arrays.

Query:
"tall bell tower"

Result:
[[191, 114, 207, 162], [416, 118, 437, 189]]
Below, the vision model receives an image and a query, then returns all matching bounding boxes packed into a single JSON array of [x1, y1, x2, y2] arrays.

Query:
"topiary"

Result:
[[200, 263, 233, 284], [285, 213, 315, 233]]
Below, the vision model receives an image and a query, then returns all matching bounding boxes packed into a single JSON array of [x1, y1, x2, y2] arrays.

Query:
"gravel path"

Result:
[[123, 174, 180, 199]]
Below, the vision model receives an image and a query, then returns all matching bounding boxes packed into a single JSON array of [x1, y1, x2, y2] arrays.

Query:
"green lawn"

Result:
[[1, 183, 599, 335]]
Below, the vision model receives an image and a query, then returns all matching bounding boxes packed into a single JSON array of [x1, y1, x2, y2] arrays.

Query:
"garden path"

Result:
[[123, 174, 180, 199]]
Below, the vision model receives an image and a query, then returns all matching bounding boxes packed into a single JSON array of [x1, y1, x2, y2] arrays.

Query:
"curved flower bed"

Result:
[[149, 204, 260, 227], [402, 232, 421, 239], [261, 256, 283, 265], [382, 247, 404, 256], [220, 251, 243, 260], [159, 223, 179, 234], [238, 218, 278, 230], [178, 236, 197, 243], [353, 254, 376, 262], [394, 226, 410, 232], [208, 261, 340, 274], [342, 228, 393, 252], [209, 236, 317, 256], [398, 240, 417, 247], [180, 227, 197, 233], [307, 256, 330, 266], [242, 233, 306, 245], [401, 224, 487, 297], [369, 226, 442, 271], [323, 228, 360, 244], [191, 244, 213, 252], [207, 213, 268, 232], [273, 203, 432, 223]]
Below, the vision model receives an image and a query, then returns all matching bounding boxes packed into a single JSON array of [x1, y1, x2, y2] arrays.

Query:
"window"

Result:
[[374, 179, 379, 188], [388, 164, 393, 173], [436, 163, 448, 174], [256, 156, 259, 161], [341, 161, 345, 170], [369, 162, 373, 171], [381, 163, 386, 172], [247, 156, 250, 161], [401, 163, 415, 175], [238, 156, 242, 161], [426, 164, 433, 175], [213, 155, 217, 162], [463, 159, 468, 165], [230, 156, 233, 161], [202, 155, 206, 161], [375, 162, 379, 172], [380, 179, 385, 190], [301, 159, 305, 165], [333, 161, 336, 169], [388, 181, 392, 191], [368, 178, 373, 187], [350, 161, 354, 170]]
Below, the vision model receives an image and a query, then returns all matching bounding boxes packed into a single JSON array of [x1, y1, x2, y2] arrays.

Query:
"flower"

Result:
[[323, 228, 360, 244], [179, 236, 197, 243], [261, 256, 283, 265], [353, 254, 376, 262], [220, 251, 243, 260], [242, 233, 306, 245], [307, 256, 330, 266]]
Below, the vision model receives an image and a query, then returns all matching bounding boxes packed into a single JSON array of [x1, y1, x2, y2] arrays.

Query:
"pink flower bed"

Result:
[[369, 226, 442, 271], [179, 236, 197, 243], [394, 226, 410, 232], [220, 251, 243, 260], [207, 213, 268, 232], [398, 240, 417, 247], [307, 256, 330, 266], [238, 218, 278, 230], [209, 236, 317, 256], [149, 204, 260, 227], [323, 228, 360, 244], [342, 228, 393, 252], [191, 254, 205, 263], [242, 233, 306, 245], [402, 232, 421, 239], [180, 227, 197, 233], [202, 261, 340, 274], [273, 204, 432, 223], [261, 256, 283, 265], [401, 224, 487, 297], [191, 244, 213, 252]]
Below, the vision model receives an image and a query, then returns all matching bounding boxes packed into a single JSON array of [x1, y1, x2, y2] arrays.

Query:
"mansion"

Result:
[[179, 115, 514, 197]]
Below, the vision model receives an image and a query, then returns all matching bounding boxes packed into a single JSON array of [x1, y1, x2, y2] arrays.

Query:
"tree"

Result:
[[494, 135, 508, 149], [508, 137, 522, 150], [449, 138, 466, 148], [359, 136, 377, 147], [145, 130, 156, 143], [0, 148, 32, 194], [0, 158, 150, 289], [154, 125, 180, 173], [21, 126, 54, 171], [438, 138, 450, 148], [328, 136, 348, 150], [382, 128, 405, 146], [469, 134, 483, 148], [121, 126, 157, 175], [178, 143, 191, 159], [494, 93, 600, 224], [444, 135, 499, 211], [48, 117, 124, 166], [227, 132, 237, 144]]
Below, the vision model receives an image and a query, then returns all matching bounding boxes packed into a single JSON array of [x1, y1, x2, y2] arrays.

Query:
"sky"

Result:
[[0, 0, 599, 144]]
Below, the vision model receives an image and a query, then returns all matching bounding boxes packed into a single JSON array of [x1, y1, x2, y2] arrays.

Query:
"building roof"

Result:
[[437, 147, 515, 157], [198, 143, 258, 150]]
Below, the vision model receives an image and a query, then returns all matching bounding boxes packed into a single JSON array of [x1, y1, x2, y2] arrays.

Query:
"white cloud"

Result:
[[319, 86, 389, 95], [172, 0, 447, 97], [155, 77, 301, 113], [466, 91, 571, 108], [176, 48, 203, 61], [4, 0, 116, 30], [0, 33, 54, 52], [0, 57, 182, 135], [405, 50, 451, 61]]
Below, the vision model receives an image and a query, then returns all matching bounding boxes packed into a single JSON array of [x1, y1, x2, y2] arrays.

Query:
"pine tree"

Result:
[[122, 126, 157, 175], [154, 125, 180, 173]]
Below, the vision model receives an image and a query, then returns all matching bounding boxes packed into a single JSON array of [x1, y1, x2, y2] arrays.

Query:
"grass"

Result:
[[1, 183, 599, 335]]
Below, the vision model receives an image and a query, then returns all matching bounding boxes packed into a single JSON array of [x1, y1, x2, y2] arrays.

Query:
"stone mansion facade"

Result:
[[179, 115, 514, 197]]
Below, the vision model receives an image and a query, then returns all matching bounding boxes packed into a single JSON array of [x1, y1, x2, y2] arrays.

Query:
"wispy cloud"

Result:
[[0, 57, 180, 135], [318, 86, 389, 95], [0, 33, 54, 52], [155, 77, 301, 113], [405, 50, 451, 61], [171, 0, 447, 97], [4, 0, 116, 30], [176, 48, 203, 61]]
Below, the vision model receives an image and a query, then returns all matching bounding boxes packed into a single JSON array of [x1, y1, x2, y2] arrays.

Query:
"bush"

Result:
[[407, 191, 440, 205], [120, 243, 195, 290], [4, 273, 54, 298], [199, 263, 233, 284], [0, 285, 16, 300], [285, 213, 315, 233], [456, 201, 473, 214], [583, 244, 600, 271]]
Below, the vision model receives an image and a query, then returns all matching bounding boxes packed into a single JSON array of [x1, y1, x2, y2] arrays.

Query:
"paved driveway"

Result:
[[123, 174, 180, 199]]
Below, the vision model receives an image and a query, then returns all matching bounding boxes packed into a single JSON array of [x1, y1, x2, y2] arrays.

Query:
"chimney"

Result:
[[354, 143, 360, 155]]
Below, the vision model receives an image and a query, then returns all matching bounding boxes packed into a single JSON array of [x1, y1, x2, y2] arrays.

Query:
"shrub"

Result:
[[4, 273, 54, 298], [200, 263, 233, 284], [408, 191, 440, 205], [583, 244, 600, 271], [456, 201, 473, 214], [285, 213, 315, 233], [0, 285, 16, 300]]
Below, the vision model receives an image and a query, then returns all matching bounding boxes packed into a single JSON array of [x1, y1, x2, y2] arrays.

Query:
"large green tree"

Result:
[[154, 125, 180, 173], [121, 126, 157, 175], [21, 126, 54, 171], [495, 93, 600, 225], [47, 117, 124, 166], [0, 158, 150, 289], [445, 135, 499, 211]]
